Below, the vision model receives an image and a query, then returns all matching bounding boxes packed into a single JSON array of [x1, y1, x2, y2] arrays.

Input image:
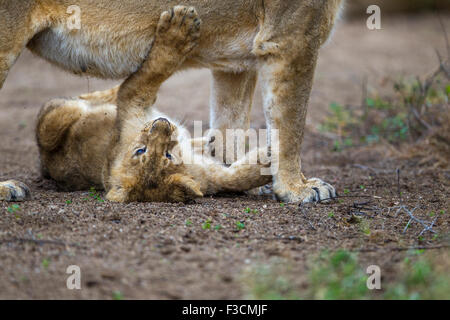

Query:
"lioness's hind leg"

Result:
[[0, 180, 31, 202], [258, 53, 338, 203], [254, 1, 340, 204], [0, 3, 51, 202]]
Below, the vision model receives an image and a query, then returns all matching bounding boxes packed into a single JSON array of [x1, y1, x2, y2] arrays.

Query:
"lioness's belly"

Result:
[[26, 3, 259, 78], [28, 27, 258, 78], [28, 26, 154, 79]]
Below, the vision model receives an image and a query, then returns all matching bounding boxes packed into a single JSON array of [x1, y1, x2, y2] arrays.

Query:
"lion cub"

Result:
[[37, 90, 271, 203], [36, 9, 271, 203]]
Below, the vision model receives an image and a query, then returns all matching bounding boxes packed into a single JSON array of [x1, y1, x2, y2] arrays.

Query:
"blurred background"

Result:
[[0, 0, 449, 300], [347, 0, 450, 17]]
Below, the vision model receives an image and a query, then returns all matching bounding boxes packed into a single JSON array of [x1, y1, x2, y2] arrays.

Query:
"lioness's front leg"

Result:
[[0, 2, 52, 201], [115, 6, 201, 129], [254, 1, 340, 203], [105, 6, 201, 201]]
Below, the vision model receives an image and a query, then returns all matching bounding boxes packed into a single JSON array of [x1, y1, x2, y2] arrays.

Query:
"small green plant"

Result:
[[112, 291, 124, 300], [279, 202, 285, 207], [242, 250, 450, 300], [384, 253, 450, 300], [185, 220, 193, 227], [319, 73, 449, 152], [343, 189, 350, 195], [328, 211, 335, 218], [359, 219, 371, 236], [244, 207, 258, 214], [7, 204, 20, 213], [236, 221, 245, 231], [243, 261, 300, 300], [65, 200, 72, 205], [84, 187, 105, 202], [307, 250, 369, 300], [42, 259, 50, 269], [214, 224, 223, 231], [202, 219, 212, 230]]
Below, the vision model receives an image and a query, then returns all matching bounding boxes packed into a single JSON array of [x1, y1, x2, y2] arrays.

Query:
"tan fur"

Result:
[[0, 1, 341, 203], [36, 92, 272, 202], [35, 8, 271, 203], [0, 180, 31, 202]]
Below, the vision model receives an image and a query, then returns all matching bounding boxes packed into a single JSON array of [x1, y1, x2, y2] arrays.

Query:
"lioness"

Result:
[[0, 1, 341, 203]]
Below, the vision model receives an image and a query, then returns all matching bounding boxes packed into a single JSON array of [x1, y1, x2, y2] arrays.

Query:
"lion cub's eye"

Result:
[[135, 147, 147, 156], [166, 152, 172, 160]]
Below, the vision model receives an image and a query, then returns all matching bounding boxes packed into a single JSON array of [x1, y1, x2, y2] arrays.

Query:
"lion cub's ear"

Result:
[[106, 186, 129, 203], [168, 174, 203, 202]]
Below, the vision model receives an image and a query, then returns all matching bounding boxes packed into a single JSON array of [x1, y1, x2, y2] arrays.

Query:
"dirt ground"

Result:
[[0, 14, 449, 299]]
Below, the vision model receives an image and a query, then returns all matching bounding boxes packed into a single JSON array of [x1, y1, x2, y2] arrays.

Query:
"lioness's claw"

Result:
[[275, 177, 337, 204], [0, 180, 31, 202], [302, 178, 337, 203]]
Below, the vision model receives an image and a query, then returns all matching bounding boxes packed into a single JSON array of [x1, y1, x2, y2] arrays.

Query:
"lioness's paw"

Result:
[[0, 180, 31, 202], [275, 178, 337, 204], [157, 6, 201, 55]]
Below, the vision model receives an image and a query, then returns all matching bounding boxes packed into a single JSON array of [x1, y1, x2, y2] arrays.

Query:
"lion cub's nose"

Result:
[[150, 117, 173, 134], [153, 117, 170, 125]]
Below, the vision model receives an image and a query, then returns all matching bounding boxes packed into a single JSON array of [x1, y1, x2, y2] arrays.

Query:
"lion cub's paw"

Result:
[[275, 178, 337, 204], [0, 180, 31, 202], [246, 184, 274, 197], [157, 5, 202, 55]]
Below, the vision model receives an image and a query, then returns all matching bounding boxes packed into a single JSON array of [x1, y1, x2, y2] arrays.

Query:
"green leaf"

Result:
[[112, 291, 124, 300], [236, 221, 245, 230], [202, 219, 212, 230], [366, 98, 375, 107]]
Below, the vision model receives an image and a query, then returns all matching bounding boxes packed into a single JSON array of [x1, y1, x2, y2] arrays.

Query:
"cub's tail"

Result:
[[36, 98, 85, 151]]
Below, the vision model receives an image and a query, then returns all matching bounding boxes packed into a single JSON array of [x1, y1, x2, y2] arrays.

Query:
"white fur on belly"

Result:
[[29, 25, 153, 79]]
